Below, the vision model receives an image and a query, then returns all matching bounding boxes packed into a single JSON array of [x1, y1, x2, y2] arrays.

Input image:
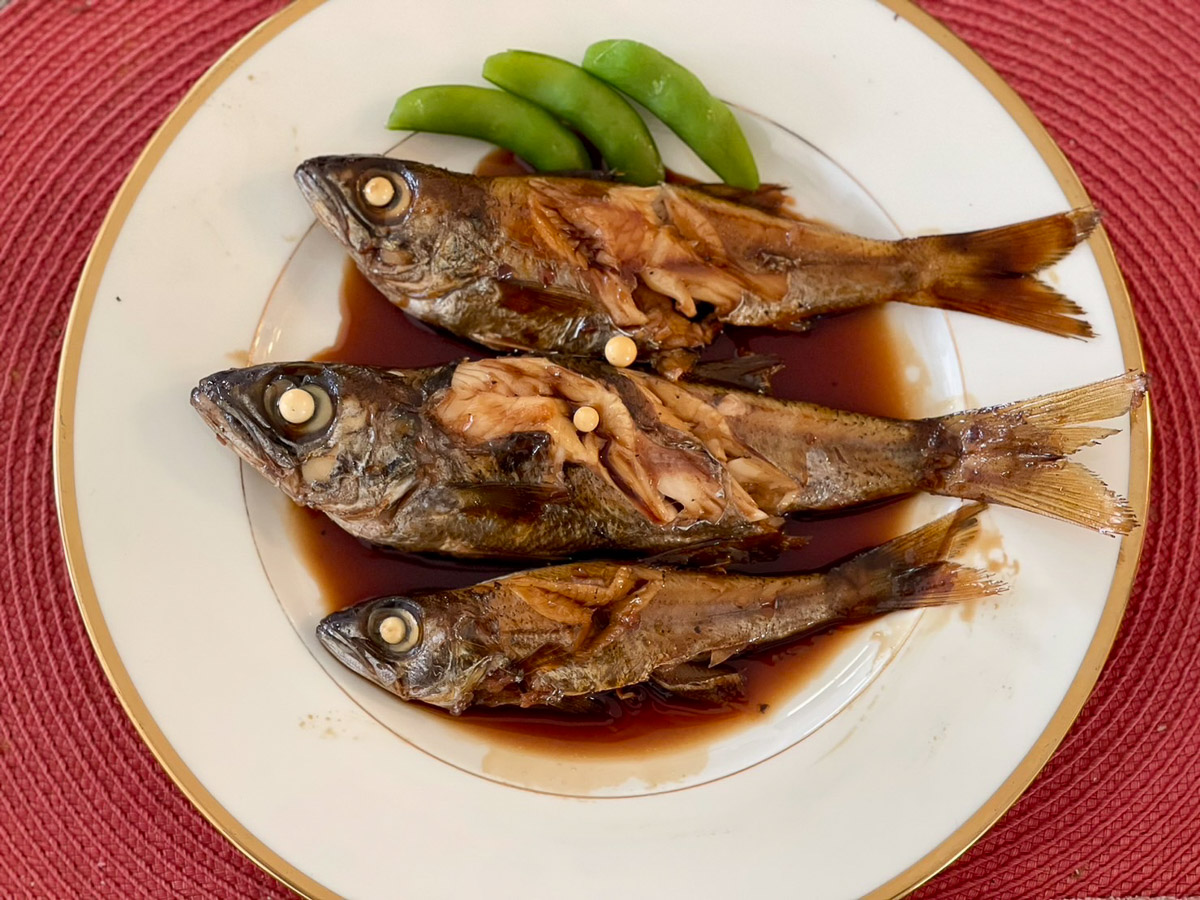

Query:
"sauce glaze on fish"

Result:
[[192, 355, 1142, 560], [296, 156, 1099, 359]]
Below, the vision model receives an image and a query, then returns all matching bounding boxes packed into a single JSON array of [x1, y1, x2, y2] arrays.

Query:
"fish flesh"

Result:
[[316, 504, 1003, 713], [191, 358, 1145, 559], [295, 157, 1098, 359]]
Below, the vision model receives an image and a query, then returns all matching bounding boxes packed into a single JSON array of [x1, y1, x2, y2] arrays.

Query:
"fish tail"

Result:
[[833, 504, 1005, 619], [908, 209, 1100, 338], [924, 372, 1147, 534]]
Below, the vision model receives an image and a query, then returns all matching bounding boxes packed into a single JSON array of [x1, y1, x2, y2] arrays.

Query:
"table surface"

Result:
[[2, 0, 1197, 897]]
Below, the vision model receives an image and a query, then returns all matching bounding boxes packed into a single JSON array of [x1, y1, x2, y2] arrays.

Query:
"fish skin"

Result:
[[316, 504, 1004, 713], [190, 360, 783, 559], [295, 156, 1097, 358], [191, 359, 1145, 559]]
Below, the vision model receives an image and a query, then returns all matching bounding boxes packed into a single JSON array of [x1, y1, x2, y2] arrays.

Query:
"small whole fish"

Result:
[[316, 505, 1003, 713], [295, 157, 1098, 358], [191, 358, 1145, 559]]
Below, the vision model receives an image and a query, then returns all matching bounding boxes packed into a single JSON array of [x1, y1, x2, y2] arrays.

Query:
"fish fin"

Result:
[[641, 528, 804, 568], [683, 353, 784, 394], [828, 506, 1006, 619], [946, 460, 1138, 536], [910, 209, 1100, 338], [648, 348, 784, 394], [495, 283, 605, 316], [649, 348, 703, 382], [993, 371, 1147, 422], [651, 661, 745, 702], [844, 562, 1007, 618], [452, 482, 572, 515], [851, 501, 988, 567], [925, 372, 1147, 534], [708, 648, 738, 667], [688, 182, 790, 215], [1010, 425, 1119, 457]]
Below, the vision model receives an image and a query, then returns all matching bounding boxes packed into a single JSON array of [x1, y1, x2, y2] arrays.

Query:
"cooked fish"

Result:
[[190, 358, 1145, 558], [316, 504, 1003, 713], [296, 157, 1098, 358]]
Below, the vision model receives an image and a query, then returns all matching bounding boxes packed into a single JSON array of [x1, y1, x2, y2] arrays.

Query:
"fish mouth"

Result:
[[190, 379, 294, 480], [295, 161, 352, 244], [191, 386, 254, 451], [295, 160, 350, 240], [317, 609, 399, 689]]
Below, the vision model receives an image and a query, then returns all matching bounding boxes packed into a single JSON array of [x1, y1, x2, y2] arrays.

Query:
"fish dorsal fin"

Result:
[[685, 181, 789, 215], [640, 527, 802, 568], [682, 353, 783, 395]]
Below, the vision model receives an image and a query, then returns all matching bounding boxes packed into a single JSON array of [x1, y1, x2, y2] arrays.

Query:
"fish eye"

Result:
[[277, 387, 315, 424], [358, 173, 411, 216], [368, 604, 421, 654], [263, 378, 335, 438]]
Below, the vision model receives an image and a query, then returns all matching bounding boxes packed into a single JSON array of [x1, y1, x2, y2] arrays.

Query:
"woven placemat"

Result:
[[1, 1, 1196, 897]]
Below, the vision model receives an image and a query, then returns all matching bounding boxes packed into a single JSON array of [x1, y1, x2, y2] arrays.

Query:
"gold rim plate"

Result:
[[53, 2, 1150, 897]]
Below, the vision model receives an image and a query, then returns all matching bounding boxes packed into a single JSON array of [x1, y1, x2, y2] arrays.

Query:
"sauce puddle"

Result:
[[287, 153, 922, 757]]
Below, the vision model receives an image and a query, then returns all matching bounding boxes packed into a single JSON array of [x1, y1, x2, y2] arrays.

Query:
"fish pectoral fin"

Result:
[[498, 282, 606, 316], [449, 482, 572, 515], [641, 527, 801, 568], [651, 661, 745, 703]]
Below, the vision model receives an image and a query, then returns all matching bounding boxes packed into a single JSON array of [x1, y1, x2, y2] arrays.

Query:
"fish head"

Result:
[[317, 594, 494, 713], [191, 362, 425, 515], [294, 156, 493, 298]]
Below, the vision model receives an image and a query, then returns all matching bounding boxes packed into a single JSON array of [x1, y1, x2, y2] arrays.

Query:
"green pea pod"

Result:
[[387, 85, 590, 172], [582, 39, 759, 190], [482, 50, 664, 186]]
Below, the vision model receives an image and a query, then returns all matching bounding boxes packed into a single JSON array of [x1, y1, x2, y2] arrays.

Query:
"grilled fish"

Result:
[[296, 157, 1098, 358], [316, 504, 1002, 713], [191, 358, 1144, 558]]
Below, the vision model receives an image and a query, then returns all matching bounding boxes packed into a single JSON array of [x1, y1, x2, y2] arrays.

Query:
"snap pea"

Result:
[[387, 85, 590, 173], [582, 39, 759, 190], [482, 50, 664, 186]]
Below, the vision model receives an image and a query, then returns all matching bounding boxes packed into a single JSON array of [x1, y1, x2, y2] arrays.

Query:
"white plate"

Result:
[[249, 122, 965, 799], [55, 0, 1149, 897]]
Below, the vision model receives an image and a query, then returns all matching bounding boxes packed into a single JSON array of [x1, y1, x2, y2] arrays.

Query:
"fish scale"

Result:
[[296, 156, 1099, 360], [191, 359, 1145, 560], [315, 505, 1003, 713]]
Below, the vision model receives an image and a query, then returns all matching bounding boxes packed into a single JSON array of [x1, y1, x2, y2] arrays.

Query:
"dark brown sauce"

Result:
[[472, 148, 535, 178], [293, 161, 919, 753], [459, 625, 867, 758]]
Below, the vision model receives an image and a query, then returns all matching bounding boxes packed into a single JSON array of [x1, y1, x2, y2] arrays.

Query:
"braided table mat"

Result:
[[1, 1, 1196, 897]]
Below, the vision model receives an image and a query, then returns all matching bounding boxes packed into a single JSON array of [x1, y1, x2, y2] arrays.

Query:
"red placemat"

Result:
[[1, 1, 1196, 897]]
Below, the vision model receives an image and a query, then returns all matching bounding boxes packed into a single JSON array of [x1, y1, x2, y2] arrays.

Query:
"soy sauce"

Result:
[[290, 153, 920, 753]]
